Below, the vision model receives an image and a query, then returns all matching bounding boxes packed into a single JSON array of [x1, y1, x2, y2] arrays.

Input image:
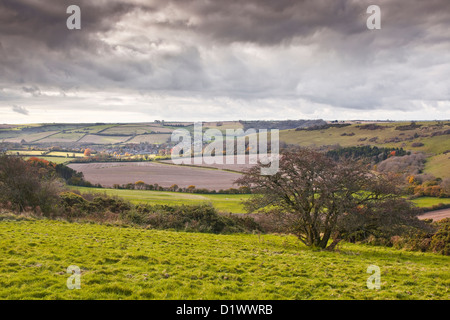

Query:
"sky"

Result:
[[0, 0, 449, 124]]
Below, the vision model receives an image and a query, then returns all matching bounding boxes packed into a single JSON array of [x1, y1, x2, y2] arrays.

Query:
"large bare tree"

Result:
[[235, 149, 425, 249]]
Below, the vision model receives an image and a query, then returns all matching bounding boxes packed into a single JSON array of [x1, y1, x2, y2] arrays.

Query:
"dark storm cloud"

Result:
[[153, 0, 366, 45], [0, 0, 139, 49], [147, 0, 450, 47], [0, 0, 449, 121], [0, 0, 133, 88]]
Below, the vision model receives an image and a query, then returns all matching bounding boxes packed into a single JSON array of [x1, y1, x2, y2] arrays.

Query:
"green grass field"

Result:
[[70, 187, 251, 213], [70, 187, 448, 214], [127, 134, 172, 144], [0, 217, 448, 300], [279, 121, 450, 153], [278, 121, 450, 179], [7, 150, 47, 156], [21, 156, 76, 164], [46, 151, 85, 158], [424, 153, 450, 179], [37, 132, 86, 142], [411, 197, 450, 208], [100, 126, 153, 135]]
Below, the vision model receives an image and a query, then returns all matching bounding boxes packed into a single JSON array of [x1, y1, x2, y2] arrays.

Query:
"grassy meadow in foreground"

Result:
[[0, 217, 448, 300]]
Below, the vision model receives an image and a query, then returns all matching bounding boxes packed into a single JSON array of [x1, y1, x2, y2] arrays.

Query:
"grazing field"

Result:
[[70, 186, 250, 213], [68, 162, 242, 190], [278, 121, 450, 179], [76, 124, 118, 134], [127, 134, 172, 144], [37, 132, 86, 143], [424, 153, 450, 179], [279, 121, 450, 153], [23, 156, 77, 164], [69, 188, 449, 215], [0, 218, 448, 300], [46, 151, 85, 158], [203, 121, 244, 132], [160, 155, 260, 172], [77, 134, 131, 144], [143, 126, 175, 133], [411, 197, 450, 208], [2, 131, 60, 143], [100, 126, 153, 135], [7, 150, 47, 156]]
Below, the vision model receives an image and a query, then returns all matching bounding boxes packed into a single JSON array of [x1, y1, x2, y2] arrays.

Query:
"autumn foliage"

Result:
[[235, 148, 427, 249], [0, 154, 62, 213], [83, 148, 92, 157]]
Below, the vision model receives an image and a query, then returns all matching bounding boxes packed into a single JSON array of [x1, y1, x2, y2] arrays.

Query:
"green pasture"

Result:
[[424, 153, 450, 179], [69, 187, 448, 214], [0, 217, 448, 300], [70, 187, 251, 213], [22, 156, 77, 164], [411, 197, 450, 208]]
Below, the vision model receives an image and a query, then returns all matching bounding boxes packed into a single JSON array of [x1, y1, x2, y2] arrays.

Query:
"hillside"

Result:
[[2, 120, 449, 179], [0, 217, 448, 300], [279, 121, 450, 179], [0, 120, 322, 147]]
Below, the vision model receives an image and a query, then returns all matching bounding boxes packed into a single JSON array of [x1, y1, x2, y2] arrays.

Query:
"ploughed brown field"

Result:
[[161, 155, 262, 172], [418, 208, 450, 221], [68, 162, 243, 190]]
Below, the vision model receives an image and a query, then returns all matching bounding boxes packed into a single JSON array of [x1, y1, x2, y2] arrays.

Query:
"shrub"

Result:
[[395, 122, 422, 131], [377, 153, 426, 175], [357, 124, 386, 130], [411, 142, 424, 147], [59, 192, 132, 220], [122, 203, 261, 234], [326, 146, 407, 164], [388, 219, 450, 255], [60, 192, 87, 207], [430, 218, 450, 255], [0, 154, 63, 214]]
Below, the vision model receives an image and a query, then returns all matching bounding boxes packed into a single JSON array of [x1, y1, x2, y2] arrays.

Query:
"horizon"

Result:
[[2, 119, 450, 126]]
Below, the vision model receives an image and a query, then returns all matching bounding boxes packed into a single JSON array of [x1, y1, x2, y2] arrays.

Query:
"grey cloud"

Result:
[[22, 85, 41, 96], [145, 0, 450, 47], [151, 0, 366, 45], [0, 0, 449, 120], [0, 0, 139, 49], [12, 104, 29, 115]]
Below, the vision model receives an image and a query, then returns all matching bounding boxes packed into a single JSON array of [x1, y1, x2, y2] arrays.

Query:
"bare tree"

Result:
[[235, 149, 426, 250]]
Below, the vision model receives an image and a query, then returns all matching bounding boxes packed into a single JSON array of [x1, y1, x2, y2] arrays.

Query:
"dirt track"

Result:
[[418, 209, 450, 221]]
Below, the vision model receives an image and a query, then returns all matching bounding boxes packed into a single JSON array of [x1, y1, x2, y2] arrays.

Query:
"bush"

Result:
[[377, 153, 426, 175], [389, 219, 450, 255], [60, 192, 132, 216], [411, 142, 424, 148], [357, 124, 387, 130], [0, 154, 63, 214], [395, 122, 422, 131], [326, 146, 407, 164], [60, 192, 87, 207], [430, 218, 450, 255], [122, 203, 262, 234]]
